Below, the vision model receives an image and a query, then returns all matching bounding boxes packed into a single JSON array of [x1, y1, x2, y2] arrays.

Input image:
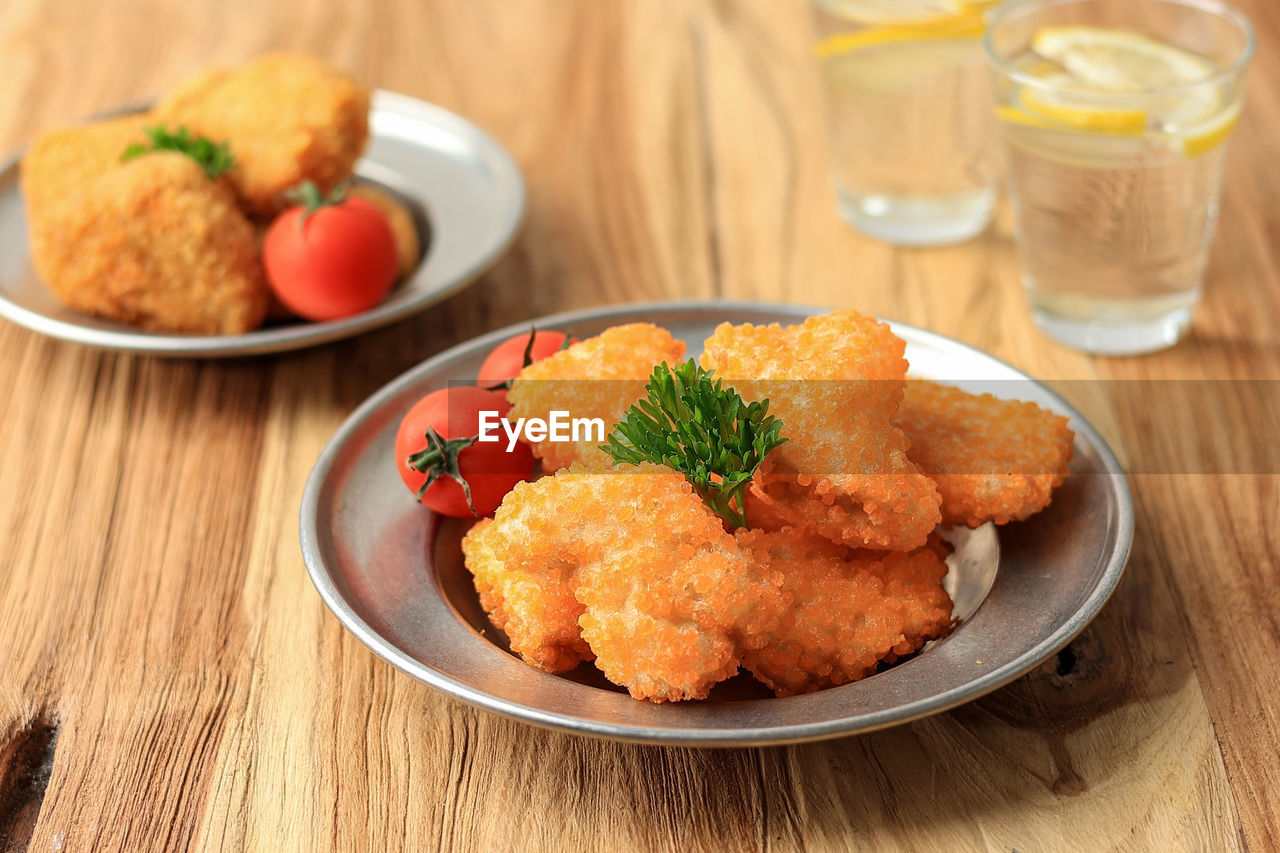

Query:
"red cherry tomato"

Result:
[[263, 184, 399, 322], [394, 386, 534, 517], [477, 329, 577, 394]]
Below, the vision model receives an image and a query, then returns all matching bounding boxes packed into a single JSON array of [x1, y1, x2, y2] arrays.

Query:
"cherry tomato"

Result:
[[477, 329, 577, 395], [394, 386, 534, 517], [263, 183, 399, 321]]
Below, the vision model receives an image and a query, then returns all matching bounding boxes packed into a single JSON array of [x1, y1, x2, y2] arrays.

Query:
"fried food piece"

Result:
[[348, 184, 420, 276], [702, 311, 941, 552], [462, 514, 592, 674], [461, 464, 786, 701], [743, 490, 792, 532], [20, 116, 151, 222], [26, 152, 268, 334], [737, 527, 954, 697], [897, 380, 1074, 527], [574, 468, 783, 702], [155, 53, 370, 218], [251, 223, 298, 323], [508, 324, 686, 471]]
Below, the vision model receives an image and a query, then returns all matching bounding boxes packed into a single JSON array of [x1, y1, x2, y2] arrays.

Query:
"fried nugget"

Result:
[[736, 526, 953, 696], [743, 489, 792, 532], [897, 380, 1075, 527], [462, 514, 592, 674], [20, 116, 151, 222], [154, 53, 369, 217], [348, 184, 421, 276], [461, 464, 786, 702], [508, 324, 686, 471], [702, 311, 941, 552], [26, 152, 268, 334]]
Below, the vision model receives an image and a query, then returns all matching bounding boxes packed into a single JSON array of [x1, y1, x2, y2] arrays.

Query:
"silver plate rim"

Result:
[[0, 90, 526, 358], [300, 299, 1134, 746]]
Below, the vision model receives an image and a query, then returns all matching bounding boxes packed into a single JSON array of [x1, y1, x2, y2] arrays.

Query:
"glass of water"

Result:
[[812, 0, 1002, 247], [985, 0, 1254, 355]]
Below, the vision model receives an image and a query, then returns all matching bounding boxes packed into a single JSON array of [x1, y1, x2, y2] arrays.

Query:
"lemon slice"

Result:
[[999, 29, 1241, 156], [1018, 82, 1148, 136], [1178, 100, 1242, 156], [1031, 26, 1215, 93], [816, 0, 959, 26], [817, 16, 985, 56], [947, 0, 1002, 13]]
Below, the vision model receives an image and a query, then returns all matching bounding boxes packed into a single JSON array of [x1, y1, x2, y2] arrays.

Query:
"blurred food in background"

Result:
[[21, 53, 418, 335]]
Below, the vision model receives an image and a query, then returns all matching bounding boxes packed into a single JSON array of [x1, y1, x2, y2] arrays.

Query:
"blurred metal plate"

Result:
[[0, 91, 524, 357], [300, 301, 1133, 746]]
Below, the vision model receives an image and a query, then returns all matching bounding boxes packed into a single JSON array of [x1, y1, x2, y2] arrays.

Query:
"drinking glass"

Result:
[[985, 0, 1255, 354], [811, 0, 1002, 247]]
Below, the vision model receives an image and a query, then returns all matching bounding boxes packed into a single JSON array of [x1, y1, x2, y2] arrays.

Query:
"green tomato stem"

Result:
[[406, 426, 480, 515]]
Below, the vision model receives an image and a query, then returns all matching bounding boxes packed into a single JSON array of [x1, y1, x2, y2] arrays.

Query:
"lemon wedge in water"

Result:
[[1177, 100, 1242, 156], [1018, 75, 1148, 136], [817, 16, 984, 56], [1031, 26, 1215, 93], [999, 26, 1238, 156], [815, 0, 996, 56], [817, 0, 964, 26]]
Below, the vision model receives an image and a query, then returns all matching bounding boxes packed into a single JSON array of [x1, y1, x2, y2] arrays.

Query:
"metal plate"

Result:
[[300, 301, 1133, 746], [0, 91, 525, 357]]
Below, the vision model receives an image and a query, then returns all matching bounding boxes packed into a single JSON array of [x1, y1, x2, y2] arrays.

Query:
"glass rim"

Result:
[[983, 0, 1257, 100]]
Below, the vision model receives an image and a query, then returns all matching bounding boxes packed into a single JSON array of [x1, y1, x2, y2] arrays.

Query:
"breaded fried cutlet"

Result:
[[20, 116, 151, 222], [463, 512, 593, 674], [508, 323, 686, 471], [155, 53, 369, 217], [461, 464, 788, 702], [736, 526, 953, 696], [702, 311, 941, 552], [348, 184, 420, 277], [27, 152, 268, 335], [897, 380, 1075, 527]]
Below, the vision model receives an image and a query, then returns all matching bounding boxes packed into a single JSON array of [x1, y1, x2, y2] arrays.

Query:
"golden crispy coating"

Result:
[[27, 152, 268, 334], [702, 310, 941, 552], [574, 467, 784, 702], [743, 490, 792, 532], [736, 527, 953, 696], [462, 515, 593, 674], [508, 324, 686, 471], [348, 184, 420, 277], [251, 223, 299, 323], [461, 464, 786, 702], [154, 53, 369, 217], [700, 309, 907, 389], [897, 380, 1074, 527], [20, 116, 151, 222]]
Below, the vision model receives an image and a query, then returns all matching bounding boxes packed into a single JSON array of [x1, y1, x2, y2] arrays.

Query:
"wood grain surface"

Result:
[[0, 1, 1276, 850]]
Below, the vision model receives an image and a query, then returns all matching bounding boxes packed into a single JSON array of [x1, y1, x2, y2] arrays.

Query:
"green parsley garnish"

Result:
[[601, 359, 787, 529], [122, 126, 235, 179]]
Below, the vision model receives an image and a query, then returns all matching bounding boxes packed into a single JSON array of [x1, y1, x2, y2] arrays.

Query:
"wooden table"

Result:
[[1, 1, 1276, 850]]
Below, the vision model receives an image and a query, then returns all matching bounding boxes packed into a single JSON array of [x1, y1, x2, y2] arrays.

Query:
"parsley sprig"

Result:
[[122, 126, 235, 179], [601, 360, 787, 529]]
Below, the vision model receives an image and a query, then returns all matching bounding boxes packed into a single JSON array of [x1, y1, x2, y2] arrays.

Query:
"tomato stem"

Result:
[[406, 426, 480, 516], [482, 327, 576, 392], [284, 180, 351, 228]]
